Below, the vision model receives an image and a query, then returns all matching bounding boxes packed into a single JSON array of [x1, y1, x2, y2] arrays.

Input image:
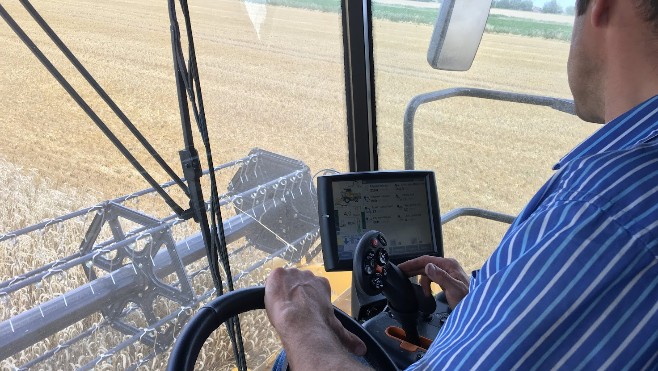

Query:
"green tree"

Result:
[[492, 0, 512, 9], [518, 0, 533, 11], [542, 0, 563, 14], [493, 0, 533, 10]]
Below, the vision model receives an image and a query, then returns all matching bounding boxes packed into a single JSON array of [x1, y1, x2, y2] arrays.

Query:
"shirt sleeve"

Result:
[[407, 198, 658, 370]]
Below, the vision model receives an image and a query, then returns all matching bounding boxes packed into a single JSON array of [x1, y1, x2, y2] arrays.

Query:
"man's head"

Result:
[[567, 0, 658, 124]]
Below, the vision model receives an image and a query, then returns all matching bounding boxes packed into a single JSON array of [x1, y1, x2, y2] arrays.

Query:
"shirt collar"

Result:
[[554, 95, 658, 170]]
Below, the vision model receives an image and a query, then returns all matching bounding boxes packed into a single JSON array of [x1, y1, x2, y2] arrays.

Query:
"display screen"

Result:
[[332, 178, 433, 260], [318, 171, 443, 271]]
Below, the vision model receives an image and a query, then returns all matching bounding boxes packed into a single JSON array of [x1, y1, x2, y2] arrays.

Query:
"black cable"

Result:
[[0, 4, 187, 217], [178, 0, 237, 293], [19, 0, 191, 200], [178, 1, 246, 364], [168, 1, 247, 369]]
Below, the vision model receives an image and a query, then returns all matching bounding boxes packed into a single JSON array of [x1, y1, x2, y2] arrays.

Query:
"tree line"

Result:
[[492, 0, 576, 15]]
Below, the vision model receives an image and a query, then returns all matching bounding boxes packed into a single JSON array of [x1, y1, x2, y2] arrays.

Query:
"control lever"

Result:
[[353, 230, 436, 346]]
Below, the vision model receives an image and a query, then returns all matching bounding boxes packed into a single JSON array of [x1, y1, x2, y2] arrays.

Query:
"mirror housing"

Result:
[[427, 0, 493, 71]]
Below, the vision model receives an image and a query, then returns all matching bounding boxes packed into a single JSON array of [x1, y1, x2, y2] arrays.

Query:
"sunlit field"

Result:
[[0, 0, 598, 368]]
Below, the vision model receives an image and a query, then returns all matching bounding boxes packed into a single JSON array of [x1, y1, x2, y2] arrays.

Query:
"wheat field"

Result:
[[0, 0, 599, 369]]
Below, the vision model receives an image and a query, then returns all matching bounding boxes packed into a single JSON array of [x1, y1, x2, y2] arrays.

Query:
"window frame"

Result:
[[342, 0, 378, 172]]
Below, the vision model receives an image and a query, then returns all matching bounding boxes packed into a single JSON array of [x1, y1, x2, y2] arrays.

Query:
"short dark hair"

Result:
[[639, 0, 658, 29], [576, 0, 658, 31], [575, 0, 588, 16]]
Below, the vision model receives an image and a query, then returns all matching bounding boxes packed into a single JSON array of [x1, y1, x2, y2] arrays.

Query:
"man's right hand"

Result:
[[398, 256, 470, 309], [264, 267, 369, 370]]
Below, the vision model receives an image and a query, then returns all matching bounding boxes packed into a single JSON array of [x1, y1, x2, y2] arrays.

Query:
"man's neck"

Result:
[[604, 64, 658, 122], [602, 22, 658, 122]]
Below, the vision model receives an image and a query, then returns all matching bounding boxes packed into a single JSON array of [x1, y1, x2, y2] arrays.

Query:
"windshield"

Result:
[[0, 0, 598, 369], [372, 0, 597, 274]]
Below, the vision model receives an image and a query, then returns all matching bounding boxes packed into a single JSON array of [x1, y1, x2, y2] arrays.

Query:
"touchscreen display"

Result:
[[332, 178, 434, 260], [319, 171, 442, 271]]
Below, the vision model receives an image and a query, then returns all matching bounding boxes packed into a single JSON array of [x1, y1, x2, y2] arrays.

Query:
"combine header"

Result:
[[0, 149, 320, 369]]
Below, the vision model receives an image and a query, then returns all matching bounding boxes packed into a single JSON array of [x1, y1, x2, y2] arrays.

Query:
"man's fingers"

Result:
[[399, 256, 466, 278], [398, 255, 439, 277], [420, 275, 433, 297]]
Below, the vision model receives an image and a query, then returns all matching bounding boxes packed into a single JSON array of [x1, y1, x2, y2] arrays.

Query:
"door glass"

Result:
[[0, 0, 346, 369], [372, 1, 598, 273]]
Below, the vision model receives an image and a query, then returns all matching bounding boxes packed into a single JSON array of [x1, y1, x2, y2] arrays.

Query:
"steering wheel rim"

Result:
[[167, 286, 398, 370]]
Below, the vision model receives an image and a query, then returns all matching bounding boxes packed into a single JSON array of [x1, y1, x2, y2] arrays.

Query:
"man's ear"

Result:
[[590, 0, 611, 28]]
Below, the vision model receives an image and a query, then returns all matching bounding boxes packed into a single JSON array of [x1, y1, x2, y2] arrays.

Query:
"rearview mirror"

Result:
[[427, 0, 493, 71]]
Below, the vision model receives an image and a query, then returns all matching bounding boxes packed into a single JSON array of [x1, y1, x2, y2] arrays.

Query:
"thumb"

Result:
[[329, 316, 367, 356], [426, 263, 468, 308], [426, 263, 462, 291], [426, 263, 450, 285]]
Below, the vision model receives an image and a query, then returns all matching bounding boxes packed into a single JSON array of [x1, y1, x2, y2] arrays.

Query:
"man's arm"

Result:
[[264, 267, 371, 370]]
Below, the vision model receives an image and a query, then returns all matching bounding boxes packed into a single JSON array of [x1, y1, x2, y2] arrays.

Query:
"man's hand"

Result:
[[398, 256, 470, 309], [264, 268, 369, 370]]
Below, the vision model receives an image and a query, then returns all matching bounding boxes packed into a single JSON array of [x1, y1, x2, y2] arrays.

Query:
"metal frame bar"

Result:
[[441, 207, 515, 225], [402, 87, 576, 228], [403, 87, 575, 170]]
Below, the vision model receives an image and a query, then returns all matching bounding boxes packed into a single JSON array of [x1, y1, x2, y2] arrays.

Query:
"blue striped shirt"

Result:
[[409, 95, 658, 370]]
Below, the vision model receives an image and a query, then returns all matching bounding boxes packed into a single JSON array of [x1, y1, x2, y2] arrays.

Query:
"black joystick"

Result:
[[353, 231, 436, 346]]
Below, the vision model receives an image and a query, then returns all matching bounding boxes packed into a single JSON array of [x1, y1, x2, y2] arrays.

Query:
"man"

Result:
[[265, 0, 658, 369]]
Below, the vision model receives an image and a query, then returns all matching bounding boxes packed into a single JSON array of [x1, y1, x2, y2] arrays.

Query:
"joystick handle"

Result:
[[353, 231, 393, 296], [353, 231, 435, 346]]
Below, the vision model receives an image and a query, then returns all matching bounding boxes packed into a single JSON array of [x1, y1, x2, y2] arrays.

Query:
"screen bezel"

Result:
[[318, 171, 443, 271]]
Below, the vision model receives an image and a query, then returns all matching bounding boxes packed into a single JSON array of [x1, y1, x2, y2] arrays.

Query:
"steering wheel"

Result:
[[167, 286, 398, 370]]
